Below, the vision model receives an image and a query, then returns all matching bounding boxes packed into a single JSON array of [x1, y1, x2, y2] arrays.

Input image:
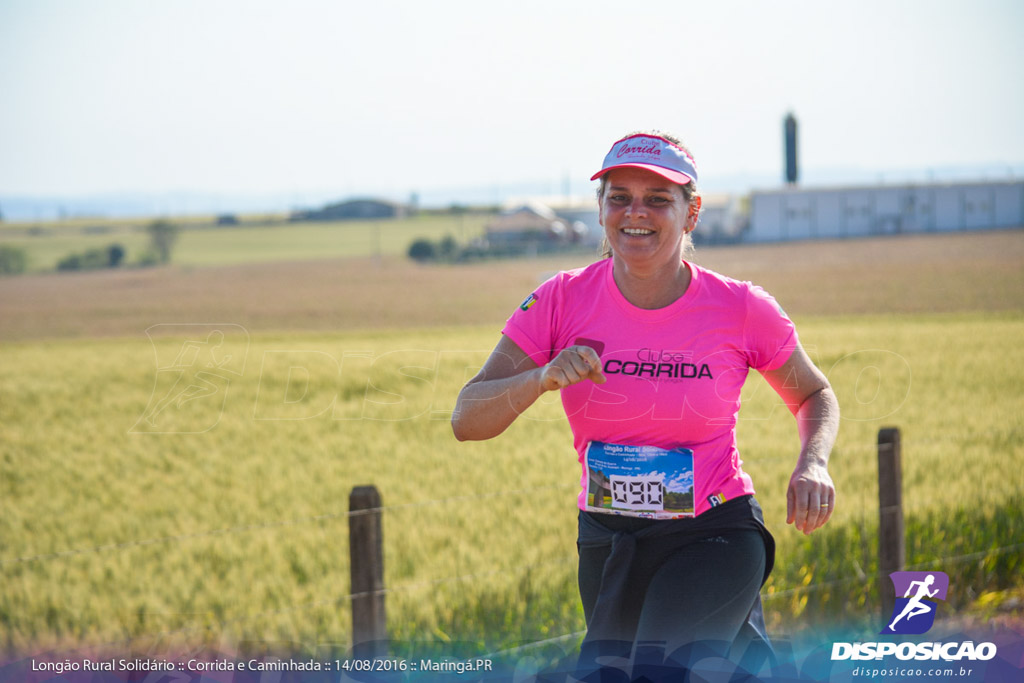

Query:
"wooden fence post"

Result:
[[349, 485, 386, 659], [877, 428, 905, 620]]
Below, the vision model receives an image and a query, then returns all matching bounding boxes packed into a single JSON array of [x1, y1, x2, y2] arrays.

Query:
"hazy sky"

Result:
[[2, 0, 1023, 203]]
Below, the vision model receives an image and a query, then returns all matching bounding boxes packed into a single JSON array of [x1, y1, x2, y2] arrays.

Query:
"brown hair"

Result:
[[597, 130, 699, 259]]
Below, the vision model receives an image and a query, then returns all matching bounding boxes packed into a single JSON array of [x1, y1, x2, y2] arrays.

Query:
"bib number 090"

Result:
[[610, 474, 663, 510]]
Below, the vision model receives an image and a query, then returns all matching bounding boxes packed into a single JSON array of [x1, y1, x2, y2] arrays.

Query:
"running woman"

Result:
[[452, 131, 839, 676]]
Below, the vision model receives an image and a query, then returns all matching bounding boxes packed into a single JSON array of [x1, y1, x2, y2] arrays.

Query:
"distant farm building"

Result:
[[485, 195, 750, 250], [483, 201, 597, 251], [555, 205, 602, 246], [694, 193, 748, 244], [290, 198, 408, 222], [746, 180, 1024, 242]]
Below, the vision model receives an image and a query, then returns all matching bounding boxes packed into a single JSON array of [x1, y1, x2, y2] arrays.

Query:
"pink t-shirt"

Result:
[[502, 258, 798, 517]]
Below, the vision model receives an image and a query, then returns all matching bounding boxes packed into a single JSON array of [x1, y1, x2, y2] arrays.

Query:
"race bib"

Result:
[[584, 441, 695, 518]]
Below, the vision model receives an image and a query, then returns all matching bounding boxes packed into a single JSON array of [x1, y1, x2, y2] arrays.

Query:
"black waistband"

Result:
[[578, 494, 775, 584]]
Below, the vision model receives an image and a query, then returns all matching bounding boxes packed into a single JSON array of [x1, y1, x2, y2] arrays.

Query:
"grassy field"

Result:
[[1, 230, 1022, 662], [0, 212, 491, 273]]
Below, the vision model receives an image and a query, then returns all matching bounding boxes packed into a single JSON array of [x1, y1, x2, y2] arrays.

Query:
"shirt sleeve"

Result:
[[742, 284, 799, 372], [501, 273, 564, 367]]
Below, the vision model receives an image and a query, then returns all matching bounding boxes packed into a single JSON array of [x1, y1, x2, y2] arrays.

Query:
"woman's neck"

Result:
[[611, 257, 691, 310]]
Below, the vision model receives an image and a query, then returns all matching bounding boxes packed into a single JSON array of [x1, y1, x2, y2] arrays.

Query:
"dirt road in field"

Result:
[[1, 231, 1021, 341]]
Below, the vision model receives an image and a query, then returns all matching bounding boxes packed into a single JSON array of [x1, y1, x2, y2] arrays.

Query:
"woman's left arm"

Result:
[[760, 344, 840, 535]]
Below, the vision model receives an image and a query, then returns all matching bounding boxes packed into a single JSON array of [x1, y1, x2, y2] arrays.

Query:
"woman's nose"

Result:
[[626, 198, 646, 217]]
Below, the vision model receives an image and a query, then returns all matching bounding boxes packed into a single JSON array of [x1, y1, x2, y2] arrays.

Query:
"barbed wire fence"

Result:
[[4, 428, 1010, 568], [4, 428, 1021, 664]]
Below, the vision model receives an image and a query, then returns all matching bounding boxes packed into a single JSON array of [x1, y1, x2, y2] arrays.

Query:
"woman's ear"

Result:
[[685, 195, 702, 233]]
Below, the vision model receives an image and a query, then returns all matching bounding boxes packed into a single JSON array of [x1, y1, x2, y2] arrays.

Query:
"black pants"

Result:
[[576, 496, 773, 673]]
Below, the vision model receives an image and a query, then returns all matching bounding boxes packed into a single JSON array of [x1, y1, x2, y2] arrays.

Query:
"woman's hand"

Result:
[[761, 344, 840, 536], [786, 460, 835, 535], [453, 338, 605, 442], [539, 346, 606, 392]]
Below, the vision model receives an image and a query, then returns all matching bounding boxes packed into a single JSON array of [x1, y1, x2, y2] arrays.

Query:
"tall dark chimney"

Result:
[[784, 112, 798, 185]]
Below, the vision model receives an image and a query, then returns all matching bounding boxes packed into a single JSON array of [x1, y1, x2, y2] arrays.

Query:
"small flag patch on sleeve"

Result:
[[519, 293, 538, 311]]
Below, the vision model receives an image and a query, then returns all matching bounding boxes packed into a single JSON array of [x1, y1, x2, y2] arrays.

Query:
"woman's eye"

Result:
[[648, 196, 669, 205]]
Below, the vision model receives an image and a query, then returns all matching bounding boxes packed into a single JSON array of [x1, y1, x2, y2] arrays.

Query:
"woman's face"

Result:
[[599, 167, 698, 271]]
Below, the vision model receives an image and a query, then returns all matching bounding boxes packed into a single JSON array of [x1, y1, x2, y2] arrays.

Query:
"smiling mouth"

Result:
[[622, 228, 654, 236]]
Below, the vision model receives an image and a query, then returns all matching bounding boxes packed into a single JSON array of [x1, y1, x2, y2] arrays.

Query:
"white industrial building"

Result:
[[694, 193, 748, 243], [746, 180, 1024, 242]]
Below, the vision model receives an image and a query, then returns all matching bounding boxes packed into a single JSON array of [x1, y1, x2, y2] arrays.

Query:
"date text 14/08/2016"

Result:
[[339, 659, 494, 674]]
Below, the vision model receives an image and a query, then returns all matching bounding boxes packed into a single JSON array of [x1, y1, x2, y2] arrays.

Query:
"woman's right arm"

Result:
[[451, 335, 604, 442]]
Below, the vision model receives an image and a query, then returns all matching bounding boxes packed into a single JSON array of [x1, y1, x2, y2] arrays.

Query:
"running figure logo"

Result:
[[881, 571, 949, 635], [132, 324, 249, 434]]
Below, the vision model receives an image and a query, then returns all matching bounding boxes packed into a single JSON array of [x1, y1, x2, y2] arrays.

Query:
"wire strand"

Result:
[[0, 483, 576, 566]]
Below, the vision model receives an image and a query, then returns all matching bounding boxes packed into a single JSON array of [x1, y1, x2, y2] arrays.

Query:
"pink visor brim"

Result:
[[590, 163, 694, 186]]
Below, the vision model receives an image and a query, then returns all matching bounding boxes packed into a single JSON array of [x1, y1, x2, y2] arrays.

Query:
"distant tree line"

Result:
[[0, 245, 26, 275], [406, 231, 593, 265], [0, 219, 181, 276], [57, 219, 179, 271], [57, 244, 126, 271], [146, 219, 179, 264], [407, 235, 460, 263]]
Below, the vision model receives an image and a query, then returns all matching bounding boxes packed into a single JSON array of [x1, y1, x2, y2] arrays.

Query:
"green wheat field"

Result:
[[1, 226, 1022, 663]]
